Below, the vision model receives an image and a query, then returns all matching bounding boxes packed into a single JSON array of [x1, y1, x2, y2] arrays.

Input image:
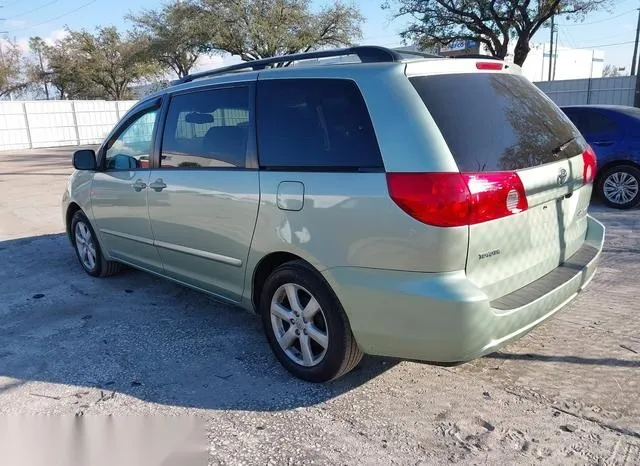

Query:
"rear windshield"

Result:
[[410, 73, 581, 172]]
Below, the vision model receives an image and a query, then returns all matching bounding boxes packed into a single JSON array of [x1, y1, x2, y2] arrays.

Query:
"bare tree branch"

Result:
[[388, 0, 611, 66]]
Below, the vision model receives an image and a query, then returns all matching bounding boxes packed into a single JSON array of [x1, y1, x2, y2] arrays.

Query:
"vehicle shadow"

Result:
[[485, 352, 640, 368], [0, 233, 396, 411]]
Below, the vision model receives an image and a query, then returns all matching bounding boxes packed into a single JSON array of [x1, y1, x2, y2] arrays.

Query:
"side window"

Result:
[[257, 79, 383, 170], [105, 108, 158, 170], [563, 110, 588, 134], [584, 112, 618, 135], [160, 87, 250, 168]]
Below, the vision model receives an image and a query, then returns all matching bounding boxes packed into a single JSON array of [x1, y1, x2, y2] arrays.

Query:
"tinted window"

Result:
[[562, 109, 587, 133], [161, 87, 250, 168], [105, 108, 158, 170], [257, 79, 383, 170], [584, 112, 618, 134], [410, 74, 580, 172]]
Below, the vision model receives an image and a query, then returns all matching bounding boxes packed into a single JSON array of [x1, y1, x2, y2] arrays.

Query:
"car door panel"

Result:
[[147, 84, 260, 301], [147, 171, 259, 300], [566, 109, 621, 165], [90, 103, 164, 273]]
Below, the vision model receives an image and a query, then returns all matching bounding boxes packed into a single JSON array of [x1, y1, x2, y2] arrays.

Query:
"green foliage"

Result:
[[190, 0, 364, 61], [128, 2, 211, 78], [386, 0, 611, 65], [27, 36, 51, 99], [7, 0, 364, 100], [0, 38, 27, 98], [44, 27, 159, 100], [43, 34, 99, 100]]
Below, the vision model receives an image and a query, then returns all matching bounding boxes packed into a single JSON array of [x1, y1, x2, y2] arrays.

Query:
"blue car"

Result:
[[561, 105, 640, 209]]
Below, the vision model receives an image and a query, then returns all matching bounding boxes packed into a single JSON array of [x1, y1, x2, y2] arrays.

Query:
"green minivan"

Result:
[[62, 46, 605, 382]]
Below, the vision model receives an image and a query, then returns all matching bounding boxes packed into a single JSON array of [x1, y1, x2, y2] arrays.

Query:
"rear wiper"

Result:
[[552, 137, 576, 156]]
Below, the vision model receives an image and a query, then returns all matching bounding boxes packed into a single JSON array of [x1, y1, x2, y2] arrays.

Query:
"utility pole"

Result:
[[631, 8, 640, 76], [548, 14, 556, 81]]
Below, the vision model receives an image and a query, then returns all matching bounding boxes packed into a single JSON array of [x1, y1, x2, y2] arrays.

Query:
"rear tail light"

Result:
[[582, 145, 597, 184], [476, 62, 503, 70], [386, 172, 528, 227]]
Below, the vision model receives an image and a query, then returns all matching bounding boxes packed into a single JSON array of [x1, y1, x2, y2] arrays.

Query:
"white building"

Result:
[[509, 43, 605, 82], [399, 41, 606, 83]]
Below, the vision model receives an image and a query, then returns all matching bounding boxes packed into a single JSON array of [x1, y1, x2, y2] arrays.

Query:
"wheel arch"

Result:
[[251, 251, 315, 312], [596, 159, 640, 187], [65, 202, 83, 243]]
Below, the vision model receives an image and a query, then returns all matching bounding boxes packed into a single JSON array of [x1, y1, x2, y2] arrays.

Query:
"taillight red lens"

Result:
[[386, 173, 470, 227], [476, 62, 503, 70], [582, 145, 597, 184], [462, 172, 528, 224], [386, 172, 528, 227]]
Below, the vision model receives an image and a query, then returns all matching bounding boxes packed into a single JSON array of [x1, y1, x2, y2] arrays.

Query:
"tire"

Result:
[[260, 260, 363, 382], [597, 164, 640, 210], [71, 211, 122, 277]]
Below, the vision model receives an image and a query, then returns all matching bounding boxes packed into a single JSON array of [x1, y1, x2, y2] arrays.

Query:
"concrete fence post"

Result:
[[22, 103, 33, 150], [70, 102, 81, 145]]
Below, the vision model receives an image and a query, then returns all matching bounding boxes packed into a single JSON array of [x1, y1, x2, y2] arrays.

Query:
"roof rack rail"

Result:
[[394, 49, 442, 59], [175, 46, 407, 85]]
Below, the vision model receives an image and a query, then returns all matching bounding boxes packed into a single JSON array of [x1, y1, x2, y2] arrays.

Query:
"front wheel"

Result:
[[71, 211, 122, 277], [260, 260, 363, 382], [598, 164, 640, 210]]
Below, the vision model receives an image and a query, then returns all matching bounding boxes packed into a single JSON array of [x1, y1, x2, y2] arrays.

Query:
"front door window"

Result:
[[105, 109, 159, 170]]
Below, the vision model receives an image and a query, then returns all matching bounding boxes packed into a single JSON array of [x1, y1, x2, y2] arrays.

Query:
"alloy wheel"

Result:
[[75, 221, 97, 271], [270, 283, 329, 367], [603, 171, 639, 205]]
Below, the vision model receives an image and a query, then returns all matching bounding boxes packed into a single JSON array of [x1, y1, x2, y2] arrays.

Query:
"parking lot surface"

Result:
[[1, 148, 639, 464]]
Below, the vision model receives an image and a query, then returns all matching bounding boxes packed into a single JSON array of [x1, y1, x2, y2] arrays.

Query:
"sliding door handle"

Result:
[[149, 179, 167, 192], [132, 179, 147, 192]]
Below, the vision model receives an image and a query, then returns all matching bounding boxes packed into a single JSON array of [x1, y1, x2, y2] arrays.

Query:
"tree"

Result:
[[386, 0, 610, 66], [189, 0, 364, 62], [45, 27, 159, 100], [128, 2, 211, 78], [602, 64, 622, 77], [0, 38, 27, 99], [77, 27, 159, 100], [28, 37, 51, 100], [44, 32, 109, 99]]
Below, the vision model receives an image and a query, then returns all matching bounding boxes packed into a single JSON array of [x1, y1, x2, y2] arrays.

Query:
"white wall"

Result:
[[0, 100, 137, 152], [515, 44, 604, 82]]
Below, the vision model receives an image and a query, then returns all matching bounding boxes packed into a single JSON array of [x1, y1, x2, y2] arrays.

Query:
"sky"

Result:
[[1, 0, 639, 72]]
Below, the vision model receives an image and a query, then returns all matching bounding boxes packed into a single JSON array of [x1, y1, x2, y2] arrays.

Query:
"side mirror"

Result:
[[73, 149, 97, 171], [107, 154, 141, 170]]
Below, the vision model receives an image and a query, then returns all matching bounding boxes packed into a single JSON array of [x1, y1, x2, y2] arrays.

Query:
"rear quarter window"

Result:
[[410, 73, 581, 172], [256, 78, 383, 170]]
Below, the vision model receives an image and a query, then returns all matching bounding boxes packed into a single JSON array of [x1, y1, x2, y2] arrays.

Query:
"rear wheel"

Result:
[[598, 164, 640, 209], [260, 260, 363, 382], [71, 211, 122, 277]]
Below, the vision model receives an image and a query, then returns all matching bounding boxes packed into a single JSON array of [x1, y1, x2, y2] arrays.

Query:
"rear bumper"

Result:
[[323, 215, 605, 362]]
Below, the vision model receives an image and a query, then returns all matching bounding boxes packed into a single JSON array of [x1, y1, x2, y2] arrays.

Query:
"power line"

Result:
[[559, 9, 638, 27], [574, 40, 635, 49], [7, 0, 98, 33], [7, 0, 61, 20], [0, 0, 23, 8], [558, 28, 576, 49]]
